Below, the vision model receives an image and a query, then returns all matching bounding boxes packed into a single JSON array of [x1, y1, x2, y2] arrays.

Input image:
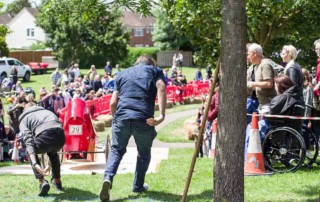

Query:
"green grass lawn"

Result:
[[1, 148, 320, 201], [95, 104, 200, 144], [157, 115, 195, 142]]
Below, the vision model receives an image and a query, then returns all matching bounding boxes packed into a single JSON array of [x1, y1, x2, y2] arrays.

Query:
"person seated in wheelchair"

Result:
[[245, 75, 304, 158], [269, 75, 305, 130]]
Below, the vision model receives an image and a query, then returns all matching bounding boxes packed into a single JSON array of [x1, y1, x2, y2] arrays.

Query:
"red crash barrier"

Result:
[[59, 81, 210, 121], [97, 94, 112, 115], [193, 83, 210, 96]]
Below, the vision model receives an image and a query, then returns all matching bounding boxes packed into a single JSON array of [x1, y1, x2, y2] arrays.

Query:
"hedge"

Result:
[[119, 47, 159, 68]]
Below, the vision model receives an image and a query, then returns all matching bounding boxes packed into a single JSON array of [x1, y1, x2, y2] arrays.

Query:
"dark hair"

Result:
[[274, 75, 294, 94], [135, 55, 156, 66]]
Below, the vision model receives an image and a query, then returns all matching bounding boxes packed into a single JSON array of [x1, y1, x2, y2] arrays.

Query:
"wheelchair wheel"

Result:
[[105, 134, 111, 163], [303, 130, 319, 167], [262, 127, 306, 173]]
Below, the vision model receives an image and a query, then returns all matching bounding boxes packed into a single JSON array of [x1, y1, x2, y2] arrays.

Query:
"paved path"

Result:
[[0, 109, 198, 175]]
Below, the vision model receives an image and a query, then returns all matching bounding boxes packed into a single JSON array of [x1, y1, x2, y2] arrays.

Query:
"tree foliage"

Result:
[[152, 7, 192, 51], [0, 2, 10, 57], [163, 0, 221, 66], [36, 0, 130, 67], [4, 0, 31, 15], [106, 0, 158, 17], [150, 0, 319, 67], [246, 0, 320, 66], [102, 0, 320, 67]]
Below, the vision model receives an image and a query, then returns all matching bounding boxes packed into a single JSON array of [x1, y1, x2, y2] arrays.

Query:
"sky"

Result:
[[0, 0, 41, 7]]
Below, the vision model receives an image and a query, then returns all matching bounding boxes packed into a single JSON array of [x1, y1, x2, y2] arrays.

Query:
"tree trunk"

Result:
[[214, 0, 247, 201]]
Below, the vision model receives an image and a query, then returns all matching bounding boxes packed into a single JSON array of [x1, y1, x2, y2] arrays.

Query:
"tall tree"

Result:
[[214, 0, 247, 201], [152, 7, 192, 51], [36, 0, 130, 67], [5, 0, 31, 15]]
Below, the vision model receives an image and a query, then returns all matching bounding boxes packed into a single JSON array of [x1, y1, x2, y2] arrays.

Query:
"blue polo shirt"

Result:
[[114, 64, 165, 120]]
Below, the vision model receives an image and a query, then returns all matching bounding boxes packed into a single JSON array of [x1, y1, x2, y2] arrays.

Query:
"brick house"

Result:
[[121, 11, 155, 47]]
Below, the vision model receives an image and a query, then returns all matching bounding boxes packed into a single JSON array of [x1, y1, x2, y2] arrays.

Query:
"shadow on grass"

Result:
[[112, 190, 212, 202], [50, 187, 98, 202], [22, 80, 38, 84], [293, 185, 320, 202], [0, 161, 30, 167], [297, 164, 320, 173], [0, 162, 13, 168]]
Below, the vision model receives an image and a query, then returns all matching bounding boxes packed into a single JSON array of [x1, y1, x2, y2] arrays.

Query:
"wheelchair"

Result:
[[262, 104, 319, 173]]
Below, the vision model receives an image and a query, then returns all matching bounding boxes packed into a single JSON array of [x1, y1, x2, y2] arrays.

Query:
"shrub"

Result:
[[119, 47, 159, 68], [0, 37, 9, 57]]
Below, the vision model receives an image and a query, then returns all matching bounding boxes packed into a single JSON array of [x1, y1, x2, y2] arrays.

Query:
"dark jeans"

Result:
[[30, 128, 65, 179], [104, 119, 156, 190]]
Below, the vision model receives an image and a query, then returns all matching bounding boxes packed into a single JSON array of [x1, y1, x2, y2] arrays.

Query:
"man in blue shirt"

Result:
[[100, 55, 167, 202], [195, 67, 203, 82]]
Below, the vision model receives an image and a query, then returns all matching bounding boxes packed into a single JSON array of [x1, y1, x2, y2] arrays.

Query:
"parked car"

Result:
[[28, 62, 49, 74], [0, 57, 32, 82]]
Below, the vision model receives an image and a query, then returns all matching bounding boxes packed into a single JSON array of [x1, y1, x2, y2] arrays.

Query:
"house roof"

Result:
[[0, 7, 38, 25], [25, 7, 38, 16], [0, 13, 13, 25], [121, 11, 155, 27]]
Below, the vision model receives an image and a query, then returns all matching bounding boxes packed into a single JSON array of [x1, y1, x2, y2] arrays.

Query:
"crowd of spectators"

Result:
[[0, 60, 120, 162]]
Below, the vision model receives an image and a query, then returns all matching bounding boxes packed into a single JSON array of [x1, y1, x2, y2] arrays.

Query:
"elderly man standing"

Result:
[[51, 68, 62, 86], [99, 55, 167, 202], [247, 43, 277, 114]]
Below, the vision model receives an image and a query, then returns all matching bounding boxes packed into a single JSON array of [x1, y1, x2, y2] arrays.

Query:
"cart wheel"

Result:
[[58, 149, 64, 164], [105, 134, 111, 163]]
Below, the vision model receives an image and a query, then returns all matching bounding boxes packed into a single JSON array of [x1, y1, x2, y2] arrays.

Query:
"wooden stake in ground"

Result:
[[181, 58, 220, 202]]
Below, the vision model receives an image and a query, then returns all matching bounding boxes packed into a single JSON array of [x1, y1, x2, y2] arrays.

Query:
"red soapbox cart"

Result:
[[58, 98, 111, 162]]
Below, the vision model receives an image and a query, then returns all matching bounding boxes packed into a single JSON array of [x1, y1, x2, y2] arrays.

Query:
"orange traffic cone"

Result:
[[210, 119, 218, 158], [244, 113, 271, 175], [11, 137, 19, 163]]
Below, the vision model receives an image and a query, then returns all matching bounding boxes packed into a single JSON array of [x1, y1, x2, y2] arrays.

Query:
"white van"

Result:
[[0, 57, 32, 82]]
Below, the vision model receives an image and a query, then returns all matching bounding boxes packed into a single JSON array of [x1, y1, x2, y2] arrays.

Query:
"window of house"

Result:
[[134, 28, 144, 37], [27, 28, 35, 37]]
